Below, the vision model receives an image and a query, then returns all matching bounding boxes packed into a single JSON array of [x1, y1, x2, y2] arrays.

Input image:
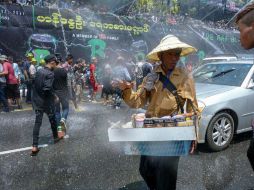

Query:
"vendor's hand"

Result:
[[112, 80, 125, 90], [183, 112, 194, 117], [118, 80, 128, 90], [189, 140, 197, 154], [117, 80, 132, 90]]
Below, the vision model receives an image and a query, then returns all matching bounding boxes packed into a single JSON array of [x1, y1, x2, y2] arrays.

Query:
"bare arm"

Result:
[[0, 63, 8, 76]]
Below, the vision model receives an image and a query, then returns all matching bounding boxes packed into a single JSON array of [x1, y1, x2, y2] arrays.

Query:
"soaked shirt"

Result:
[[32, 67, 55, 110], [53, 67, 68, 98], [4, 61, 18, 84], [122, 65, 199, 118]]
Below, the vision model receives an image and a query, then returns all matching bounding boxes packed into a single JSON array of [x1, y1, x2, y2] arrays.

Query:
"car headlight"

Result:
[[198, 100, 206, 112]]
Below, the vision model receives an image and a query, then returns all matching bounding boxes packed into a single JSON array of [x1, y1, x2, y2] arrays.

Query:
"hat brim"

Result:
[[147, 42, 197, 61], [0, 57, 7, 61]]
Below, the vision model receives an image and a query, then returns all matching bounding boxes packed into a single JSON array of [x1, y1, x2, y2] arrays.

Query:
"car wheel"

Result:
[[206, 112, 234, 151]]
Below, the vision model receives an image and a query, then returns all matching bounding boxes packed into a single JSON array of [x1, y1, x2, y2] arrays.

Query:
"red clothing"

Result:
[[4, 62, 18, 84], [89, 64, 98, 92], [89, 64, 96, 81], [91, 82, 98, 91]]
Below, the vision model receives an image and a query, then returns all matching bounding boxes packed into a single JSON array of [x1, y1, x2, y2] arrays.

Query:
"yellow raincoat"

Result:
[[123, 65, 199, 118]]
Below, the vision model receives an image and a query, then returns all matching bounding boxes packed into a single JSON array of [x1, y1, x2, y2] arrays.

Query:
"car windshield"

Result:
[[193, 63, 252, 86]]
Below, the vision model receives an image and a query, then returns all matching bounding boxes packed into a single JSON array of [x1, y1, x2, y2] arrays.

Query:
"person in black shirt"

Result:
[[31, 54, 59, 156], [236, 3, 254, 171], [53, 60, 69, 138]]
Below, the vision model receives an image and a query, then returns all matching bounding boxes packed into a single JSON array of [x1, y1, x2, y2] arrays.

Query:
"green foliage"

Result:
[[134, 0, 180, 14]]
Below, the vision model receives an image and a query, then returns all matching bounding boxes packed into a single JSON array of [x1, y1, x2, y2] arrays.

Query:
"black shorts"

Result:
[[6, 84, 20, 99], [102, 86, 113, 96]]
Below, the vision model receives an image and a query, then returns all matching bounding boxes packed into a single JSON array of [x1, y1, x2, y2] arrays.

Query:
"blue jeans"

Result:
[[0, 83, 9, 112], [55, 95, 69, 126]]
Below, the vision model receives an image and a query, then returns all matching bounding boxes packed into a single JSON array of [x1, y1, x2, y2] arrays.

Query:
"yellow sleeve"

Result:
[[122, 84, 148, 109], [180, 73, 200, 115]]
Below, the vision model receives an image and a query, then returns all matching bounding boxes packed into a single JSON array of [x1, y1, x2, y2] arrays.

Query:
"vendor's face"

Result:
[[237, 20, 254, 50], [161, 51, 181, 70]]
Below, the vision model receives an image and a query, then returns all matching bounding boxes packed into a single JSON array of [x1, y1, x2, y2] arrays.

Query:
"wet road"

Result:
[[0, 102, 254, 190]]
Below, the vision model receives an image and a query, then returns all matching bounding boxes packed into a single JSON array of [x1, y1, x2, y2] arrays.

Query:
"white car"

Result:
[[194, 60, 254, 151]]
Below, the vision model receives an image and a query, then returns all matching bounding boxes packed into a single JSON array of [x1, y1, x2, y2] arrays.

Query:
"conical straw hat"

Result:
[[0, 55, 7, 61], [147, 35, 197, 61]]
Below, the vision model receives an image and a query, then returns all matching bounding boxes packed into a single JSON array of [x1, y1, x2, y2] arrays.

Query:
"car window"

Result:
[[193, 63, 252, 86]]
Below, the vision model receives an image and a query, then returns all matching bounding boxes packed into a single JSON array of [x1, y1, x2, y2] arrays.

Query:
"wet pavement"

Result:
[[0, 102, 254, 190]]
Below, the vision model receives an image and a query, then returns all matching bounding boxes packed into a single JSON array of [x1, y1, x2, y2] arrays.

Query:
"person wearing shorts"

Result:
[[6, 84, 20, 101], [0, 55, 9, 112], [0, 55, 22, 109]]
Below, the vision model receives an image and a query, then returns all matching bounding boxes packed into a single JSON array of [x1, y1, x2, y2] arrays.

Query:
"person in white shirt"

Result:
[[29, 58, 37, 79]]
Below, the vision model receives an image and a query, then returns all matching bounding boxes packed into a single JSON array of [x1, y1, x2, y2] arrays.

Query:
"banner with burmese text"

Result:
[[0, 3, 253, 66]]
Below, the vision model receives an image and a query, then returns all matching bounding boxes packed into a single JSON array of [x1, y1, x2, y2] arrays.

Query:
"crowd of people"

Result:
[[0, 49, 154, 157], [0, 55, 22, 112], [0, 52, 154, 113], [0, 1, 254, 188]]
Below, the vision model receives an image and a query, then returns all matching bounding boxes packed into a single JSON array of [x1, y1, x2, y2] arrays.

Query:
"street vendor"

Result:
[[115, 35, 199, 190]]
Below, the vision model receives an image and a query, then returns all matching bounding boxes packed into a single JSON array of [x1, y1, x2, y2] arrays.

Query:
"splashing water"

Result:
[[57, 7, 69, 55]]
